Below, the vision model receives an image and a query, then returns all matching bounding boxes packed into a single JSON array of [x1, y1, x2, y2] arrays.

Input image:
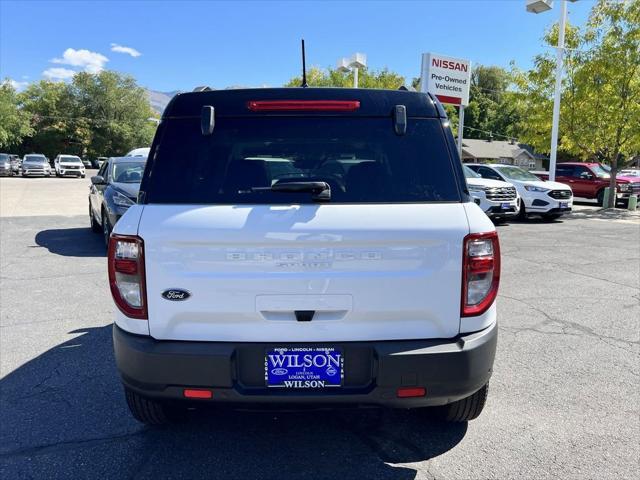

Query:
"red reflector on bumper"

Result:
[[397, 387, 426, 398], [183, 389, 213, 399]]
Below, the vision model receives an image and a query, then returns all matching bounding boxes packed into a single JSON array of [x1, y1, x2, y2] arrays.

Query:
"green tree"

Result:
[[18, 80, 76, 158], [515, 0, 640, 207], [465, 66, 521, 141], [13, 71, 157, 159], [70, 71, 157, 158], [0, 81, 33, 149], [285, 66, 405, 89]]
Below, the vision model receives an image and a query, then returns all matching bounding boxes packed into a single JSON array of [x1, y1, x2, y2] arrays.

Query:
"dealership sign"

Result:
[[420, 53, 471, 106]]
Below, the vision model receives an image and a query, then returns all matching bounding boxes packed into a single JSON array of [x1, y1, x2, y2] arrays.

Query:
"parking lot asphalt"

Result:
[[0, 177, 639, 479]]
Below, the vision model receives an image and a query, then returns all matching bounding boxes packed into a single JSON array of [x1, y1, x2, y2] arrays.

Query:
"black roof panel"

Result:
[[163, 88, 441, 119]]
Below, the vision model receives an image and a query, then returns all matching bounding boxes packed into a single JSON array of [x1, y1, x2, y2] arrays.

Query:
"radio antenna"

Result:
[[301, 39, 308, 88]]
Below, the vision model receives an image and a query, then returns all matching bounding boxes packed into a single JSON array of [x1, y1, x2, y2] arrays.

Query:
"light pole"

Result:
[[526, 0, 577, 181], [337, 53, 367, 88]]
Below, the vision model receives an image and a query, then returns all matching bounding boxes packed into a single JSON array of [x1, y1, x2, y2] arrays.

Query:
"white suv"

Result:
[[466, 163, 573, 220], [54, 154, 86, 178], [109, 89, 499, 424], [464, 166, 519, 221]]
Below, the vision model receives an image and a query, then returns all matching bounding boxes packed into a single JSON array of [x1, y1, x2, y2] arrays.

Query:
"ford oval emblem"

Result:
[[271, 368, 288, 375], [162, 289, 191, 301]]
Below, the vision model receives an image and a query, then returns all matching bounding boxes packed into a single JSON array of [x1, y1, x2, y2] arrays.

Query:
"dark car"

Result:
[[88, 156, 146, 245]]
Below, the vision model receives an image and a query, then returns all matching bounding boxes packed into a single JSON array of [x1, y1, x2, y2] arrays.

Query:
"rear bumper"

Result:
[[113, 322, 497, 408]]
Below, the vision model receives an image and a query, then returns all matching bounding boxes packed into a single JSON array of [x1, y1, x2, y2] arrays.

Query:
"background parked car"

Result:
[[619, 169, 640, 178], [0, 153, 13, 176], [125, 147, 150, 157], [89, 156, 147, 245], [93, 157, 108, 169], [9, 154, 21, 175], [82, 158, 93, 169], [463, 165, 519, 222], [466, 163, 573, 221], [54, 154, 86, 178], [21, 154, 52, 177], [534, 162, 640, 206]]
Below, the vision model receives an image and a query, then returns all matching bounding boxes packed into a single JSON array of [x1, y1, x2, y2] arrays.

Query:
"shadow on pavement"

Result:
[[0, 326, 467, 479], [35, 226, 105, 257]]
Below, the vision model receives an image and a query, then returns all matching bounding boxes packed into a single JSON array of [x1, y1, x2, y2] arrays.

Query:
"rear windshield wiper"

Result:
[[253, 181, 331, 202]]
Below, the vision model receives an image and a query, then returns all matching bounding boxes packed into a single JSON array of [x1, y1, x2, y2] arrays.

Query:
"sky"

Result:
[[0, 0, 595, 93]]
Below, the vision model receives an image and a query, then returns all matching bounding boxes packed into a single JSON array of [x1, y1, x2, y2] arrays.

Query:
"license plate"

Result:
[[560, 202, 568, 208], [501, 202, 510, 209], [265, 347, 343, 388]]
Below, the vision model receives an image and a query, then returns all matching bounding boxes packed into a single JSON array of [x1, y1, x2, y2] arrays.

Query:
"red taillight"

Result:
[[108, 235, 147, 320], [247, 100, 361, 112], [397, 387, 426, 398], [461, 232, 500, 317], [183, 389, 213, 399]]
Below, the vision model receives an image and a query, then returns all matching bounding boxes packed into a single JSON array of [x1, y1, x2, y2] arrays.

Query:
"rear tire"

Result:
[[596, 189, 605, 206], [124, 387, 184, 425], [440, 383, 489, 422], [102, 211, 111, 247]]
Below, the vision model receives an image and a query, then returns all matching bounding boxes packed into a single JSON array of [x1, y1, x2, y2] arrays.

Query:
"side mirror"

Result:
[[91, 175, 105, 185]]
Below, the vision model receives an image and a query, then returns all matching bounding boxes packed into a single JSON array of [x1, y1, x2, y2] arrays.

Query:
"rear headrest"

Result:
[[224, 160, 270, 193]]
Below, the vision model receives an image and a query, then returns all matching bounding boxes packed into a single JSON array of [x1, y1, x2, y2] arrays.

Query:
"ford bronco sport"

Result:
[[110, 88, 499, 424]]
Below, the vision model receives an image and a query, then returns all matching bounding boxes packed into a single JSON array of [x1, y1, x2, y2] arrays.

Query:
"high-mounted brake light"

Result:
[[247, 100, 360, 112], [461, 231, 500, 317], [108, 235, 147, 319]]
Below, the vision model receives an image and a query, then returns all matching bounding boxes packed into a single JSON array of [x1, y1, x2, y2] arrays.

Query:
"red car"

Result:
[[535, 162, 640, 205]]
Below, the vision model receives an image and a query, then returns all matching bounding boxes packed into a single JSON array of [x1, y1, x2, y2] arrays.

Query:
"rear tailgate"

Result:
[[140, 203, 468, 342]]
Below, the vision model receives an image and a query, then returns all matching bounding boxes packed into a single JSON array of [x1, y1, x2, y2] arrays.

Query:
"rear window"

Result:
[[144, 117, 460, 204]]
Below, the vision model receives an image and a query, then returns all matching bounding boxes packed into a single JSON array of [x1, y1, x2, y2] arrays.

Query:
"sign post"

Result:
[[420, 53, 471, 159]]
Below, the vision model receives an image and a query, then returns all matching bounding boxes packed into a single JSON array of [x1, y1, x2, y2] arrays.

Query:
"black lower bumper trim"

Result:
[[545, 207, 572, 214], [486, 206, 517, 217], [113, 322, 497, 408]]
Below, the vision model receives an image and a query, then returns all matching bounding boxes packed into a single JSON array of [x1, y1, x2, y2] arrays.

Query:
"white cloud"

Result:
[[5, 79, 29, 91], [110, 43, 141, 57], [51, 48, 108, 73], [43, 67, 77, 81]]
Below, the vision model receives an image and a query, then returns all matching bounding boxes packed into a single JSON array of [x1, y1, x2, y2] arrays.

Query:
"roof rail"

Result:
[[193, 86, 213, 92]]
